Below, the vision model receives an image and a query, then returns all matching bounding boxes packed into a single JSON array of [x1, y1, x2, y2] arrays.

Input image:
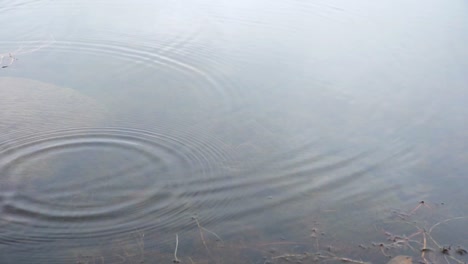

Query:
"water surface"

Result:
[[1, 0, 468, 263]]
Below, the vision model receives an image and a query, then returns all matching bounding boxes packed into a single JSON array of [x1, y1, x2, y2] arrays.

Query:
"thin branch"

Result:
[[428, 216, 468, 234], [201, 226, 223, 244], [194, 217, 211, 255], [173, 233, 181, 263], [421, 231, 428, 264]]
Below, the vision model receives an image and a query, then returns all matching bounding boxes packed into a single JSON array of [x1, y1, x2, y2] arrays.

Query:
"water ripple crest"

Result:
[[0, 127, 231, 244]]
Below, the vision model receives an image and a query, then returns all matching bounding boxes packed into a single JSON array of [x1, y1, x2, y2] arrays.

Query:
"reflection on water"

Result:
[[1, 0, 468, 263]]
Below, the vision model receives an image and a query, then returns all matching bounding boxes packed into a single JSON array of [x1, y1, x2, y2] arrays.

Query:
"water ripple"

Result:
[[0, 127, 232, 244]]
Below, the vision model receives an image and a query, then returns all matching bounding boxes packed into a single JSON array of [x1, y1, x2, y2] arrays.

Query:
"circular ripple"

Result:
[[0, 127, 231, 243], [47, 36, 243, 112]]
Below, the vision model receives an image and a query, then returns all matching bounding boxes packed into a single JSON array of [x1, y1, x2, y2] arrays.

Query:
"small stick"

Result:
[[428, 216, 468, 234], [319, 251, 370, 264], [421, 231, 429, 264], [201, 226, 223, 244], [194, 217, 211, 255], [426, 224, 466, 264], [443, 255, 450, 264], [173, 233, 181, 263], [379, 245, 391, 257], [410, 201, 432, 215], [448, 256, 466, 264], [333, 257, 369, 264], [272, 253, 307, 260]]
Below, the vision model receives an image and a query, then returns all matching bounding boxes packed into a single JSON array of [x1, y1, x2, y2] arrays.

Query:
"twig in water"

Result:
[[421, 231, 429, 264], [410, 201, 432, 215], [319, 251, 370, 264], [201, 226, 223, 244], [173, 233, 181, 263], [428, 216, 468, 264], [194, 217, 212, 255], [428, 216, 468, 234], [272, 253, 309, 260], [333, 257, 369, 264], [375, 243, 391, 257]]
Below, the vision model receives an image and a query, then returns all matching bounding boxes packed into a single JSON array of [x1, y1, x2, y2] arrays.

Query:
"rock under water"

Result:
[[387, 255, 412, 264], [0, 77, 107, 139]]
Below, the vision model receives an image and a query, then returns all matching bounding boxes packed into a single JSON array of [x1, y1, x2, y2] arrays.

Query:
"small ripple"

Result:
[[48, 30, 241, 111], [0, 106, 417, 244], [184, 141, 414, 231], [0, 127, 233, 244]]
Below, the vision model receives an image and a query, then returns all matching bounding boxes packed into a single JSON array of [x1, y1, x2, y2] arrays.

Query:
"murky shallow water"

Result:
[[1, 0, 468, 263]]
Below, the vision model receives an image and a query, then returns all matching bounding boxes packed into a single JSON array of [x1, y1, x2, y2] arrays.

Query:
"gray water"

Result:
[[1, 0, 468, 263]]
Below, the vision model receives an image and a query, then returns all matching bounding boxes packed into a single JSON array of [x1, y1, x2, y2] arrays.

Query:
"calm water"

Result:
[[1, 0, 468, 263]]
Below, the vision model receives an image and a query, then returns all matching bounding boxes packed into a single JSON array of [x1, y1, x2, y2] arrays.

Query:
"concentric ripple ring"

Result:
[[0, 127, 229, 243]]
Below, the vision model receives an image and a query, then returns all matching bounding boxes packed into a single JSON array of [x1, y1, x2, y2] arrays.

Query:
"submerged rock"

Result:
[[387, 255, 412, 264], [0, 77, 107, 138], [0, 77, 109, 187]]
